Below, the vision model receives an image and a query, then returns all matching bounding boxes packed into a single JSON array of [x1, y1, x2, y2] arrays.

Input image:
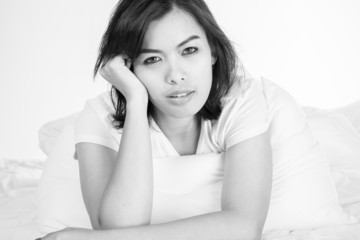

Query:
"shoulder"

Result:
[[74, 92, 122, 152], [208, 75, 269, 150], [222, 73, 266, 104], [221, 75, 301, 116], [86, 91, 116, 121], [219, 75, 268, 119], [76, 92, 118, 131]]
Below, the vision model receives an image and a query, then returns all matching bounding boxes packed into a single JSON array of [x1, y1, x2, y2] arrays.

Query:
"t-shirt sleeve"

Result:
[[74, 95, 121, 153], [218, 79, 270, 150]]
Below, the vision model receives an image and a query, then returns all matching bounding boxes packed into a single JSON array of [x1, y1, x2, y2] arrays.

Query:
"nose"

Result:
[[165, 58, 186, 84]]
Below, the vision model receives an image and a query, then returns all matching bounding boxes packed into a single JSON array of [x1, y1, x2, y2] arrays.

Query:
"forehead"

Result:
[[142, 9, 207, 48]]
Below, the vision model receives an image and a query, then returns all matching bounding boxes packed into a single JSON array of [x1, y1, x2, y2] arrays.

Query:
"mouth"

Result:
[[167, 90, 195, 98]]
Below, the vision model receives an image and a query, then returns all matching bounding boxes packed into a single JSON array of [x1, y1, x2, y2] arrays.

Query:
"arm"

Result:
[[77, 102, 152, 229], [100, 99, 153, 228], [76, 56, 153, 229], [43, 130, 272, 240], [93, 130, 272, 240]]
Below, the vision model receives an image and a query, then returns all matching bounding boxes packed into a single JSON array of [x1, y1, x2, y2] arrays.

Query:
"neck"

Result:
[[154, 114, 201, 155], [154, 114, 200, 138]]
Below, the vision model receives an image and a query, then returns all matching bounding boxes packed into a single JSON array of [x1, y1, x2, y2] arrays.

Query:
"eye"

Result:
[[144, 56, 161, 64], [182, 47, 198, 55]]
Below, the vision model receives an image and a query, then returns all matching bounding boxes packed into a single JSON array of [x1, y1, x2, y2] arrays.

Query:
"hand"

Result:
[[100, 55, 148, 104], [38, 227, 95, 240]]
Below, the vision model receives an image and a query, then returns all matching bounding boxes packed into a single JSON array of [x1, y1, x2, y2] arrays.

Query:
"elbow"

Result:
[[88, 213, 124, 230], [247, 228, 263, 240], [86, 211, 120, 230], [94, 218, 127, 230], [97, 220, 151, 230], [247, 219, 264, 240], [96, 198, 152, 229], [88, 217, 105, 230], [92, 224, 102, 230], [222, 210, 264, 240], [97, 220, 119, 230], [97, 211, 151, 230], [237, 223, 263, 240]]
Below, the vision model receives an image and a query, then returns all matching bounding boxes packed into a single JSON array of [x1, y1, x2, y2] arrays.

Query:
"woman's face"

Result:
[[133, 8, 215, 120]]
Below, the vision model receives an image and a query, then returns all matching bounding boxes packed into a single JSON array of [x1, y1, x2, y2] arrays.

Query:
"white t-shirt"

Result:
[[75, 77, 269, 157], [74, 77, 352, 229]]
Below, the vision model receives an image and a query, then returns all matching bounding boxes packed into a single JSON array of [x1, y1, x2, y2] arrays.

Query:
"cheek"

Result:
[[133, 67, 161, 97], [134, 66, 154, 86], [191, 51, 213, 73], [189, 58, 213, 85]]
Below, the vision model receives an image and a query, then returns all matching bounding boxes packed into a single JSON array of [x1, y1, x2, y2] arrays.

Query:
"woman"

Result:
[[40, 0, 351, 239]]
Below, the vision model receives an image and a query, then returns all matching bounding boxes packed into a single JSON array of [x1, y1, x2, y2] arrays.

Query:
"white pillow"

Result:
[[38, 112, 79, 155], [38, 101, 360, 159], [334, 100, 360, 134], [37, 105, 359, 234], [304, 107, 360, 169], [37, 124, 91, 234], [303, 107, 360, 206]]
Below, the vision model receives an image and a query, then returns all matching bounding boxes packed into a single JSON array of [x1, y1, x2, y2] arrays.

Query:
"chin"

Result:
[[155, 104, 202, 119], [151, 94, 208, 119], [167, 108, 200, 118]]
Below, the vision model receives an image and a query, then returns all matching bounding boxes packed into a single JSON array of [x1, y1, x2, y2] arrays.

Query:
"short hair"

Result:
[[94, 0, 242, 129]]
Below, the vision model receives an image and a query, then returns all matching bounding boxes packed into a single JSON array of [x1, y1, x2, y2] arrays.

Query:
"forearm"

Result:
[[95, 210, 262, 240], [99, 99, 153, 228]]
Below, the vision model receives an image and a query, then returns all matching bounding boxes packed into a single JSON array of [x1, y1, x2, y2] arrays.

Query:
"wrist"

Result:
[[126, 96, 148, 112]]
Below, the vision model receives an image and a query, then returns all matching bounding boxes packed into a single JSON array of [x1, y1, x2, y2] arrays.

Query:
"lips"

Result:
[[167, 90, 195, 98]]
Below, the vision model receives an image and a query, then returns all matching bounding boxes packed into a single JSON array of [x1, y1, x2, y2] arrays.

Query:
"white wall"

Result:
[[0, 0, 116, 159], [1, 0, 359, 159], [207, 0, 360, 107]]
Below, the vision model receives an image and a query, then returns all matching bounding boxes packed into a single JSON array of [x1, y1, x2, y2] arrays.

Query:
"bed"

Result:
[[1, 100, 360, 240]]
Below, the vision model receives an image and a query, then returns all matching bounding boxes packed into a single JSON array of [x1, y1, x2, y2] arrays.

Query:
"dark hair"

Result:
[[94, 0, 241, 129]]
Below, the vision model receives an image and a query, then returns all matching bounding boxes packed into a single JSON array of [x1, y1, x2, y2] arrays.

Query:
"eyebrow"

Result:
[[139, 35, 200, 54]]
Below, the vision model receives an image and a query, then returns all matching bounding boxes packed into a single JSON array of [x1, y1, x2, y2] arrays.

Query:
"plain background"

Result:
[[0, 0, 359, 159]]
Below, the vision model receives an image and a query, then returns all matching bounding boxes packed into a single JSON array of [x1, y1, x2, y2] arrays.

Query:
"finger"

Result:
[[116, 55, 132, 69], [125, 58, 132, 69], [112, 55, 128, 67], [100, 56, 124, 72]]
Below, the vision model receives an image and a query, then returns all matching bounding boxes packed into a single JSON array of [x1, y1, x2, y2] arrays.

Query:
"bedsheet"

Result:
[[1, 157, 360, 240], [0, 157, 43, 240]]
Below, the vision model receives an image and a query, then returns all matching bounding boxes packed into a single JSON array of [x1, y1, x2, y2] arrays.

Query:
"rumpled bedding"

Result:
[[0, 158, 44, 239], [1, 101, 360, 240], [1, 157, 360, 240]]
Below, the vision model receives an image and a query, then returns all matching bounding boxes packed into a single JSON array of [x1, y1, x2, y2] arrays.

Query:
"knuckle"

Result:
[[99, 68, 106, 77]]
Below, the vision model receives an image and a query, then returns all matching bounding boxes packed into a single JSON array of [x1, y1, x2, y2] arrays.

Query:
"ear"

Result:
[[211, 55, 217, 65]]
